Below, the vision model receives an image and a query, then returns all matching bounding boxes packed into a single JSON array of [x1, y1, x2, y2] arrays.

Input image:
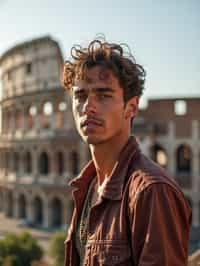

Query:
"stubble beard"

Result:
[[79, 126, 124, 147]]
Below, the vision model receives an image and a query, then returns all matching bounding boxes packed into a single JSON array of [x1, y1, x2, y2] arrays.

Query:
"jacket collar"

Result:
[[69, 136, 140, 200]]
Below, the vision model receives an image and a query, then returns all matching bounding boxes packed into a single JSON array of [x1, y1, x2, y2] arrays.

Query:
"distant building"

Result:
[[0, 36, 89, 229], [134, 98, 200, 226]]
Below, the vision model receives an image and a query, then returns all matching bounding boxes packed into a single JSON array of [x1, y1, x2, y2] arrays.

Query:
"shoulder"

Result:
[[126, 153, 191, 213]]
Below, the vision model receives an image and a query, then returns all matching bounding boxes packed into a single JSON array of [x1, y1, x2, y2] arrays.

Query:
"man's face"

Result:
[[72, 65, 137, 145]]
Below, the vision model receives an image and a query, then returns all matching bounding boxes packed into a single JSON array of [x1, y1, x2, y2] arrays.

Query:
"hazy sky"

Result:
[[0, 0, 199, 104]]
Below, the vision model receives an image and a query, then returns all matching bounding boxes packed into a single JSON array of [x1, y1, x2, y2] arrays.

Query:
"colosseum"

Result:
[[0, 36, 199, 236], [0, 36, 89, 229]]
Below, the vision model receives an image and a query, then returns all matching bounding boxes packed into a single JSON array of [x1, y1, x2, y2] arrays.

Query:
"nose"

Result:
[[82, 95, 96, 115]]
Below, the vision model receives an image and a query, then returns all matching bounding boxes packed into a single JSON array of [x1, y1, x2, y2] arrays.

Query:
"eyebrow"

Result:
[[73, 87, 115, 94]]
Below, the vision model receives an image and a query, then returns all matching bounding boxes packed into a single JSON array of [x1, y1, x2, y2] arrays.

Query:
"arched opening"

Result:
[[5, 151, 9, 174], [71, 151, 79, 176], [7, 111, 11, 132], [150, 144, 168, 168], [7, 191, 13, 217], [176, 144, 192, 174], [39, 152, 49, 175], [57, 151, 64, 175], [55, 102, 67, 129], [33, 197, 43, 225], [40, 102, 53, 129], [26, 105, 36, 129], [18, 194, 26, 219], [15, 109, 22, 130], [13, 152, 19, 173], [0, 191, 3, 211], [24, 151, 32, 174], [176, 144, 192, 188], [51, 198, 62, 227]]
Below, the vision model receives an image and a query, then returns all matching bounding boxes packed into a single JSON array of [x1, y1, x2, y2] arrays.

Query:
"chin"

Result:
[[82, 135, 106, 145]]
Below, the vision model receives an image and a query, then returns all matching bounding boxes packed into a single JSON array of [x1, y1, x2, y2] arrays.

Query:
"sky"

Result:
[[0, 0, 199, 105]]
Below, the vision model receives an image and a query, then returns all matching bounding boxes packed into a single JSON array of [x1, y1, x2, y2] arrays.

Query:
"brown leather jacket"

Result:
[[64, 137, 192, 266]]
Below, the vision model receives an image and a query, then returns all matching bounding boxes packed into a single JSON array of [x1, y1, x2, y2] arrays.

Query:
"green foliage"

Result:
[[0, 231, 43, 266], [31, 260, 49, 266], [2, 255, 21, 266], [49, 231, 66, 266]]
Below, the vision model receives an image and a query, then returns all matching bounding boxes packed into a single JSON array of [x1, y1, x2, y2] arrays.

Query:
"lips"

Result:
[[81, 117, 103, 128]]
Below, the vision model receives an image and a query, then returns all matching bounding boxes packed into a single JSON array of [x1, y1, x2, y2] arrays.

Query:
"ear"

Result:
[[125, 96, 139, 119]]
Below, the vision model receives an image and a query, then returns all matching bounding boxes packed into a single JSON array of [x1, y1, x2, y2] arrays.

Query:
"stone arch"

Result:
[[33, 196, 43, 225], [176, 144, 192, 174], [7, 190, 13, 217], [55, 101, 67, 129], [13, 151, 20, 173], [5, 151, 9, 174], [2, 110, 7, 134], [50, 197, 63, 227], [6, 110, 12, 132], [150, 143, 168, 168], [70, 151, 79, 176], [18, 194, 27, 219], [39, 151, 49, 175], [24, 151, 32, 174], [26, 105, 35, 129], [56, 151, 64, 175], [15, 109, 22, 130], [40, 101, 53, 129]]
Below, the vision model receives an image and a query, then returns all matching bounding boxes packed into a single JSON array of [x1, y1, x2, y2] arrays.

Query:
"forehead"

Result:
[[74, 66, 116, 86]]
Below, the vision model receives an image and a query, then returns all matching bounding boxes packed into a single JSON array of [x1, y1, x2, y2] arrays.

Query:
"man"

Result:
[[63, 38, 192, 266]]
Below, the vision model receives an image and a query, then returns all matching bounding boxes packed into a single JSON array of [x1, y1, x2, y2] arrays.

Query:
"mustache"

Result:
[[80, 116, 104, 127]]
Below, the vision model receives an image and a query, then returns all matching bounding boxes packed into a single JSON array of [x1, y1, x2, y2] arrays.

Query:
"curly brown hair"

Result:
[[63, 38, 146, 103]]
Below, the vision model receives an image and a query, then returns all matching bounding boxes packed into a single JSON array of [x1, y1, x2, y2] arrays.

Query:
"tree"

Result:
[[49, 231, 66, 266], [0, 231, 43, 266], [2, 255, 21, 266]]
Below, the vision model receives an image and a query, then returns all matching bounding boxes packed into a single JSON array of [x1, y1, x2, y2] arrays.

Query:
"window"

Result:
[[18, 194, 26, 218], [26, 63, 32, 74], [29, 106, 37, 116], [71, 151, 79, 176], [15, 110, 22, 129], [51, 198, 62, 227], [33, 197, 43, 225], [43, 102, 53, 116], [24, 151, 32, 174], [57, 152, 64, 175], [39, 152, 49, 175], [174, 100, 187, 116], [176, 144, 191, 173], [58, 102, 67, 112], [6, 71, 11, 81], [151, 144, 168, 168], [27, 106, 36, 129], [13, 152, 19, 172]]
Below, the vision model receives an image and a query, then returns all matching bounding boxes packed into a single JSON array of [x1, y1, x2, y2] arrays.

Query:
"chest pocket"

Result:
[[88, 240, 132, 266]]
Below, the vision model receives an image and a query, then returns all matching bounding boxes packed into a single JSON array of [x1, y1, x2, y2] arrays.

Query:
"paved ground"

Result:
[[0, 212, 55, 263]]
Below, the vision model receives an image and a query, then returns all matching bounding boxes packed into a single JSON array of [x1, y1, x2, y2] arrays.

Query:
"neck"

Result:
[[89, 134, 130, 185]]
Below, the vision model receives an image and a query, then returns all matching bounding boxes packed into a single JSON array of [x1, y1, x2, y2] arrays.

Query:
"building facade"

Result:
[[0, 36, 89, 229], [134, 98, 200, 226]]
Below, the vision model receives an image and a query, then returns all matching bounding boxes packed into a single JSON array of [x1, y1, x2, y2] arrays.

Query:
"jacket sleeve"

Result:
[[128, 182, 192, 266]]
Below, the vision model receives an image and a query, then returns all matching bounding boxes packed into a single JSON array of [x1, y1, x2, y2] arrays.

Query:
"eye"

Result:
[[98, 94, 112, 100], [74, 93, 87, 101]]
